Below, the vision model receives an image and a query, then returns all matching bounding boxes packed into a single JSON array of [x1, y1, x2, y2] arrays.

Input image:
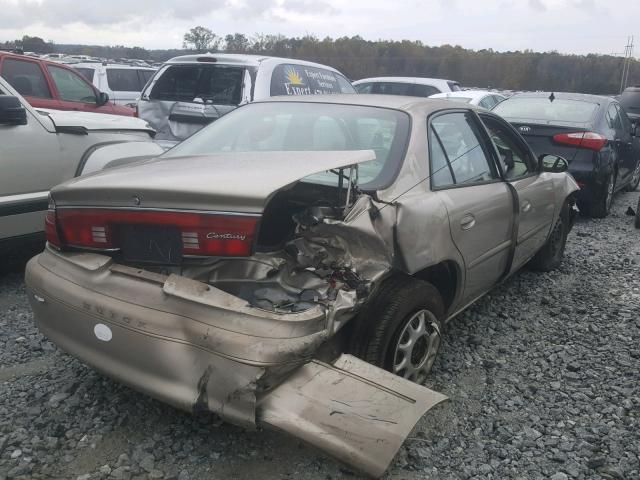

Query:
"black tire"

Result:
[[625, 160, 640, 192], [349, 276, 445, 384], [580, 171, 616, 218], [529, 202, 570, 272]]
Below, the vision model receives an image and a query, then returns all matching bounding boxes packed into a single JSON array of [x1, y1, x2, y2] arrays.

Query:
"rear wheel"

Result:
[[625, 160, 640, 192], [529, 202, 569, 271], [349, 277, 445, 384], [580, 171, 615, 218]]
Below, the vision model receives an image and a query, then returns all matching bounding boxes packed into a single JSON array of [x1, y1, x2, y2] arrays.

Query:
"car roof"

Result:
[[163, 53, 344, 73], [510, 91, 611, 104], [0, 51, 72, 68], [257, 93, 474, 114], [431, 90, 502, 101], [71, 62, 156, 70], [352, 76, 458, 86]]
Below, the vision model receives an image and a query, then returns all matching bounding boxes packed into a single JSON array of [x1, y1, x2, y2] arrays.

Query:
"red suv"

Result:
[[0, 52, 134, 116]]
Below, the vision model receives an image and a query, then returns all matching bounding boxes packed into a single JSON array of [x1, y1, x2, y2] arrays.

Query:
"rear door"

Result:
[[480, 114, 556, 270], [0, 56, 61, 110], [609, 103, 635, 185], [428, 110, 515, 303]]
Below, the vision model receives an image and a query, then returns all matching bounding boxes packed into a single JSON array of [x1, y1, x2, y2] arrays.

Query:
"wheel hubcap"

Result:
[[393, 310, 441, 384]]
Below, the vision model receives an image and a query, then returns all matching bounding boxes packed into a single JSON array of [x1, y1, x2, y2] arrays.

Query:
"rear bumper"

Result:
[[26, 247, 450, 478], [25, 247, 328, 426]]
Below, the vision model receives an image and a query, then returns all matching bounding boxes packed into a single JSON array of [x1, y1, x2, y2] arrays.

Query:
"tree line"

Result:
[[2, 31, 638, 95]]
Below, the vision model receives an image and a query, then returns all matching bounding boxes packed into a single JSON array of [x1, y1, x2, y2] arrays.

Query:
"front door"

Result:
[[480, 114, 557, 270], [429, 111, 515, 303]]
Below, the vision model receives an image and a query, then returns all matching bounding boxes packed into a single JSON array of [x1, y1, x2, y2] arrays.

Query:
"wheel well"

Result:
[[412, 261, 459, 310]]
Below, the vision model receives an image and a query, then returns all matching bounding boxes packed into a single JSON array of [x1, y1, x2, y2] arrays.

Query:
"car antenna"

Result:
[[549, 92, 555, 102]]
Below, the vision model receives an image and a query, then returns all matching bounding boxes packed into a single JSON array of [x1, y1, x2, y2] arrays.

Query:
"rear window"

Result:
[[150, 64, 245, 105], [139, 69, 155, 87], [270, 64, 355, 96], [373, 82, 412, 96], [1, 58, 52, 98], [494, 97, 599, 123], [75, 67, 95, 82], [107, 69, 141, 91], [620, 88, 640, 116], [164, 102, 410, 190]]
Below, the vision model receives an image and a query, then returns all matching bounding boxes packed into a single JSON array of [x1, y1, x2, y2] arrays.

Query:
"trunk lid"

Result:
[[51, 150, 376, 213], [508, 119, 595, 162]]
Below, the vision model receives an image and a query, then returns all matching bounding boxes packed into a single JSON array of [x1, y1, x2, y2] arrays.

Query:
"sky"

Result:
[[0, 0, 638, 56]]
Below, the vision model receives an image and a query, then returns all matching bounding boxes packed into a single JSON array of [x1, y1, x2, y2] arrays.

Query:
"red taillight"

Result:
[[54, 208, 259, 257], [553, 131, 607, 151], [44, 204, 62, 248]]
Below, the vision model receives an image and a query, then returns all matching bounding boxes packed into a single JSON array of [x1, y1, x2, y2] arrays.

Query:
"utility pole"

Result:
[[619, 35, 634, 94]]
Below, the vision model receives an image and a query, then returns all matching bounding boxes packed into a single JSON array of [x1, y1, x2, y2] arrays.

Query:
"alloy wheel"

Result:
[[393, 309, 441, 384]]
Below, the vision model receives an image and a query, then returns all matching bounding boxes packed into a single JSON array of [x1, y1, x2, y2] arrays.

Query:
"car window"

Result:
[[354, 82, 373, 94], [2, 58, 52, 98], [492, 95, 505, 107], [615, 103, 632, 133], [373, 82, 412, 96], [412, 84, 441, 97], [429, 128, 455, 188], [607, 103, 622, 130], [478, 95, 496, 110], [164, 102, 411, 190], [150, 65, 244, 104], [47, 65, 96, 103], [481, 115, 534, 179], [429, 111, 497, 187], [74, 67, 95, 82], [269, 64, 355, 96], [138, 69, 155, 86], [494, 97, 599, 123], [107, 68, 141, 91]]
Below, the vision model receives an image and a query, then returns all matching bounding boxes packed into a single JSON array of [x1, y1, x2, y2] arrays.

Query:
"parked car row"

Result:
[[2, 50, 638, 478]]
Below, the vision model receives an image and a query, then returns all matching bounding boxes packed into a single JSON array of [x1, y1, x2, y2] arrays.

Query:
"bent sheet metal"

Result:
[[258, 354, 448, 478]]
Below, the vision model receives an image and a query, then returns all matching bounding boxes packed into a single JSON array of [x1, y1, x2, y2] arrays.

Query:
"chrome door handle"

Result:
[[460, 214, 476, 230], [521, 201, 532, 213]]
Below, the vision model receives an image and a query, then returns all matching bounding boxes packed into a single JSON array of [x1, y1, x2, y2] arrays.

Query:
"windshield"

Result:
[[494, 97, 599, 123], [163, 102, 411, 189]]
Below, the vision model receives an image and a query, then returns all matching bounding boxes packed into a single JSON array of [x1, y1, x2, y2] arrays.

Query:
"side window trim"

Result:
[[427, 109, 504, 191], [430, 126, 457, 184]]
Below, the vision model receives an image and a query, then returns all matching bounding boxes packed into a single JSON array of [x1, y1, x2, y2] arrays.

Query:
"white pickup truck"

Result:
[[0, 76, 165, 254]]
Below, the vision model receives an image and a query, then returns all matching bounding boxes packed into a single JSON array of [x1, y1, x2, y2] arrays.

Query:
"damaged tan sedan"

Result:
[[26, 95, 579, 477]]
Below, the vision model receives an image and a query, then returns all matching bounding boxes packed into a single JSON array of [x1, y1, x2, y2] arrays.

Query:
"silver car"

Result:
[[138, 53, 356, 142], [26, 95, 578, 477]]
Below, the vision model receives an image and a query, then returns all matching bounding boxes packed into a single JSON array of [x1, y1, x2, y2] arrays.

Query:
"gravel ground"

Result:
[[1, 189, 639, 480]]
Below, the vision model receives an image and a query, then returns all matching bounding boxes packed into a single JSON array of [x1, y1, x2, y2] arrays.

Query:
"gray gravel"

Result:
[[1, 189, 639, 480]]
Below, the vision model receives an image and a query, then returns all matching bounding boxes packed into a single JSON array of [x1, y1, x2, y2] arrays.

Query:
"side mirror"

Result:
[[97, 92, 109, 106], [539, 154, 569, 173], [0, 95, 27, 125]]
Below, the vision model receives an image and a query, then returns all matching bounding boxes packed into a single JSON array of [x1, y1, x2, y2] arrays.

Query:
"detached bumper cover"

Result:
[[26, 248, 448, 477]]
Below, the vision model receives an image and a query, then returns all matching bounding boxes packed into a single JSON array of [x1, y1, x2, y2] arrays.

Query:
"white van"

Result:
[[73, 63, 156, 106], [138, 54, 356, 141]]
